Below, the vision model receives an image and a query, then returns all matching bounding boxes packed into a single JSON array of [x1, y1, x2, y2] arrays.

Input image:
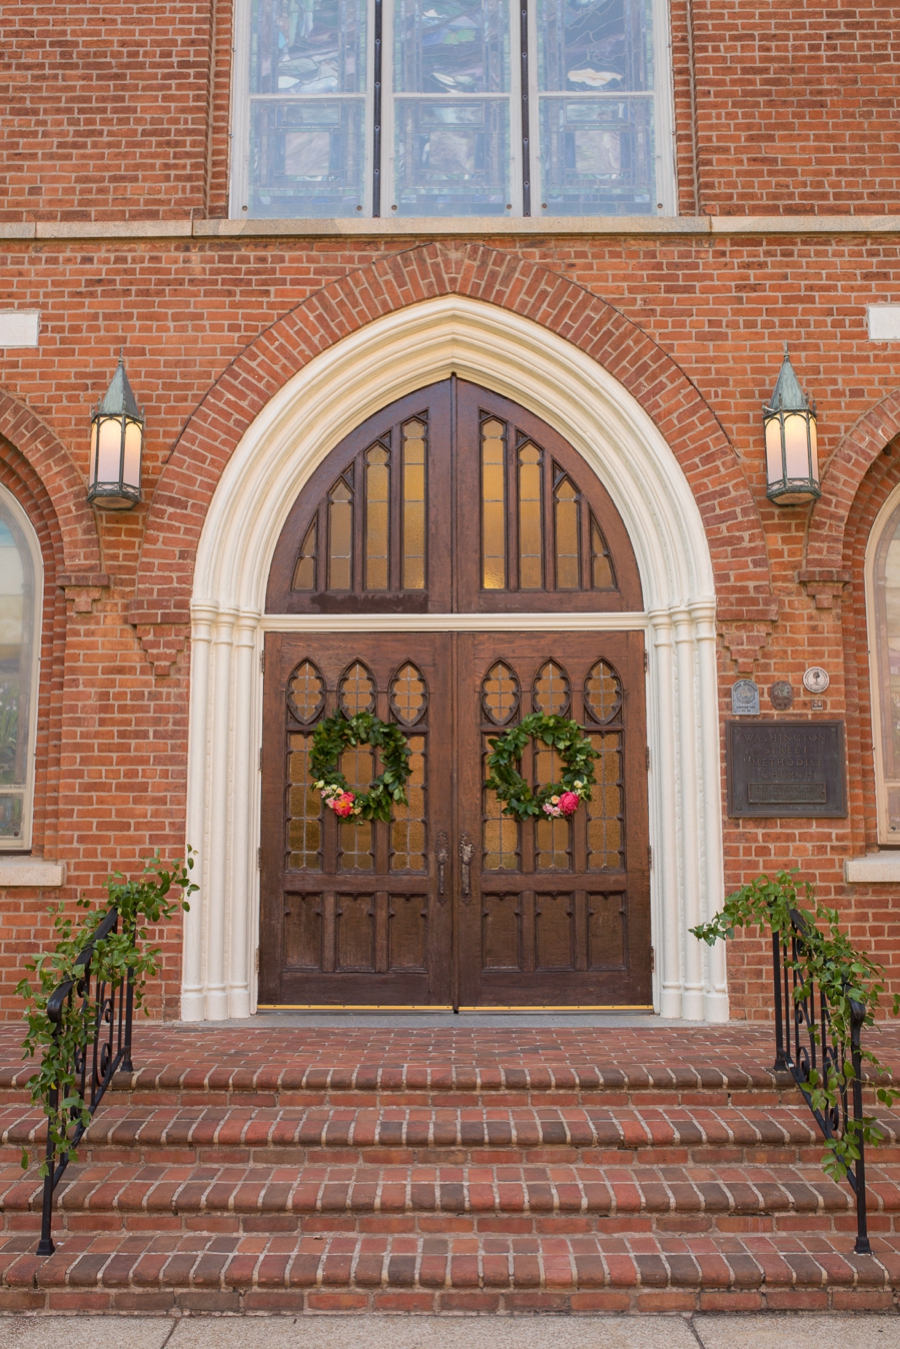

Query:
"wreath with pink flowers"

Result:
[[310, 711, 411, 823], [485, 712, 598, 822]]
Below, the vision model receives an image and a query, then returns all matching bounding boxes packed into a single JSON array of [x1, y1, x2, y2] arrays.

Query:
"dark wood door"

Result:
[[261, 379, 651, 1007], [456, 632, 650, 1007], [259, 632, 454, 1007], [260, 629, 650, 1008]]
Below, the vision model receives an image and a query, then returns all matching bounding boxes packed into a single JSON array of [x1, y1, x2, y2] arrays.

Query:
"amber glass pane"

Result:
[[340, 661, 376, 715], [338, 744, 375, 870], [286, 732, 322, 869], [391, 733, 426, 871], [532, 660, 570, 716], [554, 475, 580, 589], [390, 662, 427, 725], [518, 442, 543, 589], [534, 743, 571, 869], [365, 445, 390, 590], [328, 477, 353, 590], [288, 659, 325, 723], [591, 516, 614, 589], [402, 419, 426, 590], [293, 519, 317, 590], [481, 661, 519, 725], [587, 730, 623, 868], [584, 660, 622, 724], [483, 732, 519, 870], [481, 417, 506, 589]]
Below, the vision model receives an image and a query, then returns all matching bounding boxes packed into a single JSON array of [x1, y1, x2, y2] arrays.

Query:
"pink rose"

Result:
[[558, 791, 580, 817], [330, 791, 356, 818]]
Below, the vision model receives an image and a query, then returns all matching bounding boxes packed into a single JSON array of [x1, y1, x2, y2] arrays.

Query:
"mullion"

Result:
[[373, 0, 384, 216]]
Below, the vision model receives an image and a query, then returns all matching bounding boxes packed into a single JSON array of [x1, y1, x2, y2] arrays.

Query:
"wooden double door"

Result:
[[259, 629, 650, 1007]]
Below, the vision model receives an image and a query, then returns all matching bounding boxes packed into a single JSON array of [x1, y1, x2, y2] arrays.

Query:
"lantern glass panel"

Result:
[[89, 422, 100, 484], [808, 416, 819, 481], [764, 416, 783, 487], [96, 417, 123, 483], [123, 419, 143, 490], [783, 412, 810, 481]]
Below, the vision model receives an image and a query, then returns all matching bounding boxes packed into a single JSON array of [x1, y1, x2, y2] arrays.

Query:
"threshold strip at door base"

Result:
[[257, 1003, 654, 1011]]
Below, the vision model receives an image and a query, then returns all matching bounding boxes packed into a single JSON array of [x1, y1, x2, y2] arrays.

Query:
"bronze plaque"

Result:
[[726, 720, 846, 818]]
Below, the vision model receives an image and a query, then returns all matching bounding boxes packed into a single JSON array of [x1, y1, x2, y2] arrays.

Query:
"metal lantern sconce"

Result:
[[763, 345, 820, 505], [87, 355, 144, 510]]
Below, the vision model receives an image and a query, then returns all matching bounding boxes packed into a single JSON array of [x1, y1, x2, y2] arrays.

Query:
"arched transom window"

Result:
[[0, 487, 42, 849], [267, 378, 643, 614]]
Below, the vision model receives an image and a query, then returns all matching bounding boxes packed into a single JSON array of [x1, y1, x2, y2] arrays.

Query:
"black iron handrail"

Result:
[[37, 905, 135, 1256], [772, 907, 870, 1254]]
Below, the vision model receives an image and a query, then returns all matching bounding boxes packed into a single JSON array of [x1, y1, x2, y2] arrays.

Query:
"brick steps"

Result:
[[8, 1104, 898, 1168], [2, 1160, 899, 1236], [0, 1228, 897, 1315], [0, 1026, 897, 1313]]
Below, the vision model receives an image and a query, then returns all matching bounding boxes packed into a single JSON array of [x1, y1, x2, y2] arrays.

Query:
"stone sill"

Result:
[[0, 858, 66, 887], [1, 214, 900, 243], [844, 853, 900, 884]]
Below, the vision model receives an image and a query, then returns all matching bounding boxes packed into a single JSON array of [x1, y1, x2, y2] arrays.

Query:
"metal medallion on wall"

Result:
[[731, 679, 760, 716], [769, 681, 794, 711]]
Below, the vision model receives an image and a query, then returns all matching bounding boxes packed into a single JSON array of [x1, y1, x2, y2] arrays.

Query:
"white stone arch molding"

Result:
[[185, 294, 726, 1023]]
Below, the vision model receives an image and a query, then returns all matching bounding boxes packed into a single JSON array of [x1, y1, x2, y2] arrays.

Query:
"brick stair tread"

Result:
[[7, 1103, 898, 1154], [5, 1159, 899, 1217], [2, 1228, 898, 1296]]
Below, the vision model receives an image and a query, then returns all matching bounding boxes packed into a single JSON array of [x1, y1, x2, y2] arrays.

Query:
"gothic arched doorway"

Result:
[[260, 378, 650, 1008]]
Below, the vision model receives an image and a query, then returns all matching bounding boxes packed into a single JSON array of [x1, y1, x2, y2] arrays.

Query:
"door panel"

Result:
[[455, 632, 650, 1007], [260, 632, 454, 1006]]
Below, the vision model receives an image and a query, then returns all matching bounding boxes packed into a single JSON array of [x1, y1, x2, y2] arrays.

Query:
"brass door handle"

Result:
[[435, 832, 449, 901], [459, 833, 474, 902]]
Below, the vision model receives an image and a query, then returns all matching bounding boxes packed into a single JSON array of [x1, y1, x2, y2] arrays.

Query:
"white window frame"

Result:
[[229, 0, 678, 219], [0, 485, 43, 852], [866, 480, 900, 844]]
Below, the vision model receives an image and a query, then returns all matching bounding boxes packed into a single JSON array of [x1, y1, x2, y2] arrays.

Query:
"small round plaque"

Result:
[[802, 666, 830, 694], [769, 681, 794, 711]]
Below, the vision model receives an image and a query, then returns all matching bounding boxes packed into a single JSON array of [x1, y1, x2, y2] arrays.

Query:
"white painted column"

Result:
[[203, 608, 238, 1020], [694, 600, 728, 1021], [226, 612, 261, 1018], [674, 607, 704, 1020], [182, 604, 216, 1021], [648, 609, 682, 1019]]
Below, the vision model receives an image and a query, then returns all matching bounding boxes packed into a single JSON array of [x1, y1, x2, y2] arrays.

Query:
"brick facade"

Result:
[[1, 1, 899, 1021]]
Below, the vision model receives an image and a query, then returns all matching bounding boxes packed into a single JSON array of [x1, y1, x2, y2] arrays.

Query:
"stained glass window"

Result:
[[238, 0, 669, 217], [0, 489, 41, 849]]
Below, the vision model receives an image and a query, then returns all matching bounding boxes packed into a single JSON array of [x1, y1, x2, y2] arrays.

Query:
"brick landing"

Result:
[[0, 1023, 898, 1315]]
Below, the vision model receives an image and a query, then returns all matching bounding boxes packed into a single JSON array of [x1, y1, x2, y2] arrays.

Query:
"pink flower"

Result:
[[329, 791, 356, 818], [558, 791, 580, 817]]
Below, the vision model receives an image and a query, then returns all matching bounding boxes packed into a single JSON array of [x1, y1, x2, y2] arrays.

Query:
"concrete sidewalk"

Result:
[[0, 1316, 898, 1349]]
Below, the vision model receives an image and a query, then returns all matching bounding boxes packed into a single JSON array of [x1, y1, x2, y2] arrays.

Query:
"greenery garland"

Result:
[[310, 710, 411, 823], [691, 869, 900, 1181], [485, 712, 598, 821], [18, 852, 197, 1174]]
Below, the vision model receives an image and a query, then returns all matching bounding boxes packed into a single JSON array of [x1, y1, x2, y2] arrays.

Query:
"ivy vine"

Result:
[[310, 710, 411, 823], [485, 712, 598, 821], [691, 869, 899, 1181], [17, 851, 197, 1175]]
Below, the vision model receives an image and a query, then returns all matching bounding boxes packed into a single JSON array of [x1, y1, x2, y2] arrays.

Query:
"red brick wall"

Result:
[[3, 0, 899, 221], [0, 231, 898, 1019]]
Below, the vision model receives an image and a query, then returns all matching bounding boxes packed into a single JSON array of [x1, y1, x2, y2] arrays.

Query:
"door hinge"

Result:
[[650, 946, 655, 973], [257, 846, 261, 869], [648, 844, 652, 869], [260, 649, 266, 673], [259, 746, 263, 772], [643, 649, 649, 673], [645, 745, 650, 771], [255, 948, 260, 972]]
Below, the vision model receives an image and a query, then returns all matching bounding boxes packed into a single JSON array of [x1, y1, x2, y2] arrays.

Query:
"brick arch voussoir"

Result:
[[0, 390, 103, 577], [806, 389, 900, 572], [134, 242, 770, 619]]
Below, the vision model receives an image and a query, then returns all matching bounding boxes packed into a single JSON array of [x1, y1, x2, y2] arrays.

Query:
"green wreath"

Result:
[[310, 710, 412, 823], [485, 712, 598, 822]]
